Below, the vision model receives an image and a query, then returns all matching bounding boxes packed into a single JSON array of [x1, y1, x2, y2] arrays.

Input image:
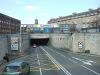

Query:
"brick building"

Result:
[[0, 13, 21, 34]]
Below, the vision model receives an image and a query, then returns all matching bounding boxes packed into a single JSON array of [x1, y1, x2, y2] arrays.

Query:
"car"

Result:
[[2, 61, 30, 75], [33, 44, 36, 48]]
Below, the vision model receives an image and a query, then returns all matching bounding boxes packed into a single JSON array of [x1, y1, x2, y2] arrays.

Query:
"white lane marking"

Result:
[[36, 48, 42, 75], [47, 47, 78, 64], [69, 58, 77, 63], [46, 47, 66, 57], [81, 65, 100, 75], [72, 57, 92, 66], [47, 47, 97, 65], [40, 68, 42, 75], [40, 46, 72, 75], [45, 54, 60, 69], [88, 60, 96, 63], [39, 47, 60, 69]]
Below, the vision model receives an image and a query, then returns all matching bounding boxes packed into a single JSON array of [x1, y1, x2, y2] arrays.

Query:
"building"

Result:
[[0, 13, 21, 34], [48, 8, 100, 29], [60, 24, 70, 33], [81, 27, 100, 32]]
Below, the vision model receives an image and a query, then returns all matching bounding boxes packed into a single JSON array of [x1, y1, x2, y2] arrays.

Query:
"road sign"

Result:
[[78, 42, 83, 49], [11, 37, 18, 50]]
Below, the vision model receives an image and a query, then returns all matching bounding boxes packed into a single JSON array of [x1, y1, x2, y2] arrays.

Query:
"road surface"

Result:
[[1, 46, 100, 75]]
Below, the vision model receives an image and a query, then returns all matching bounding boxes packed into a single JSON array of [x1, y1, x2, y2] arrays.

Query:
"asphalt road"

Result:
[[10, 46, 65, 75], [1, 46, 100, 75], [40, 46, 100, 75]]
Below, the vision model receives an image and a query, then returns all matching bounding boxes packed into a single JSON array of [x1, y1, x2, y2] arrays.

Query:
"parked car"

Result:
[[2, 61, 30, 75]]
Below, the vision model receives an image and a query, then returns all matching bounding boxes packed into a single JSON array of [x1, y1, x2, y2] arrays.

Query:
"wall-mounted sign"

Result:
[[78, 42, 83, 49], [11, 37, 18, 50]]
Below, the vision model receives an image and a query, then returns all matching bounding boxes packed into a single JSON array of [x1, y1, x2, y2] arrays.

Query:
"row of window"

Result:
[[0, 30, 17, 33], [49, 12, 100, 24], [0, 25, 17, 29], [0, 13, 20, 34], [0, 15, 20, 24], [0, 20, 20, 25]]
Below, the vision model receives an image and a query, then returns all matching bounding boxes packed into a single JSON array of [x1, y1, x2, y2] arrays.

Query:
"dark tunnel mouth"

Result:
[[30, 38, 49, 46]]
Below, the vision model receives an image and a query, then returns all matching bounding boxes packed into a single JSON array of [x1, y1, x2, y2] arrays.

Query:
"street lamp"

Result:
[[19, 24, 22, 53], [19, 24, 24, 56]]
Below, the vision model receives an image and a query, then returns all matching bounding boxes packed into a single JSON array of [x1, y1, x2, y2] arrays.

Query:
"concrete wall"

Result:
[[65, 35, 73, 51], [10, 33, 30, 53], [50, 34, 66, 48], [21, 33, 30, 51], [0, 35, 8, 61], [50, 34, 72, 50], [0, 33, 30, 61], [30, 33, 49, 39], [72, 33, 100, 55], [72, 33, 85, 52], [9, 33, 100, 55], [50, 33, 100, 55]]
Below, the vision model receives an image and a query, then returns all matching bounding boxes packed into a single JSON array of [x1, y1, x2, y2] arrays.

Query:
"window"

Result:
[[4, 66, 19, 72]]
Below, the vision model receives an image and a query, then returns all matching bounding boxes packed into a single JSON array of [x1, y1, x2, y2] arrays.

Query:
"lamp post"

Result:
[[19, 24, 24, 56], [19, 24, 22, 53], [19, 25, 22, 52]]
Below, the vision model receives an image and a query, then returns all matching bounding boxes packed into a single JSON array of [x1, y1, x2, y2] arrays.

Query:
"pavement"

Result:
[[11, 47, 62, 75], [41, 46, 100, 75], [0, 46, 100, 75]]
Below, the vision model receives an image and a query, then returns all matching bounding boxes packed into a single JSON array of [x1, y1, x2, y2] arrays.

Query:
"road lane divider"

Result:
[[68, 58, 77, 64], [72, 57, 96, 66], [81, 65, 100, 75], [46, 46, 67, 58], [36, 48, 43, 75], [40, 47, 72, 75], [46, 47, 79, 64]]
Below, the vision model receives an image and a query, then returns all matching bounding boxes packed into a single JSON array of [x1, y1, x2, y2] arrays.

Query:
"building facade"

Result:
[[0, 13, 21, 34], [48, 8, 100, 29]]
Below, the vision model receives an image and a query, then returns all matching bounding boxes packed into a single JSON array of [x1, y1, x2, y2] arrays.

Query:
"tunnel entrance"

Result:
[[30, 38, 49, 46]]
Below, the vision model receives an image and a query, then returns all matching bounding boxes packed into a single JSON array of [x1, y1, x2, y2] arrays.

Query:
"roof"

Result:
[[6, 61, 23, 66]]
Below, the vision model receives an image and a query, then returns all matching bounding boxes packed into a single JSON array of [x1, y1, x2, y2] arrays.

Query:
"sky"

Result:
[[0, 0, 100, 24]]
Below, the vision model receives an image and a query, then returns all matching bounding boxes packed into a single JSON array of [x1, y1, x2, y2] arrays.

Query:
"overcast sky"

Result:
[[0, 0, 100, 24]]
